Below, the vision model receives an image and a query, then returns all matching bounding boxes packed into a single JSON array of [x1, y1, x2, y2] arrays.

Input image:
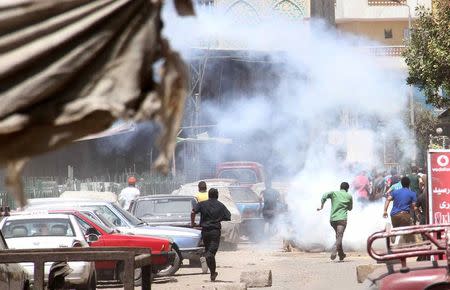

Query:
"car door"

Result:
[[0, 230, 28, 289], [73, 215, 105, 247]]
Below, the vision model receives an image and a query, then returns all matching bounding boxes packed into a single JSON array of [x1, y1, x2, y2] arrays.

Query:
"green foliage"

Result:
[[404, 0, 450, 108], [413, 102, 438, 151]]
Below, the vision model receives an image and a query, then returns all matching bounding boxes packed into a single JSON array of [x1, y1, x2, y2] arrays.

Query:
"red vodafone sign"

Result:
[[428, 150, 450, 224]]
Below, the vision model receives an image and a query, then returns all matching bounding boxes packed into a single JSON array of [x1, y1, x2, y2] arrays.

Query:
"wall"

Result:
[[337, 20, 408, 45], [336, 0, 432, 20]]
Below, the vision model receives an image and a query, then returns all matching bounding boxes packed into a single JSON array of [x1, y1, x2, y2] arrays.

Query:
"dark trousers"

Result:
[[202, 229, 221, 274], [330, 220, 347, 258], [391, 212, 414, 243]]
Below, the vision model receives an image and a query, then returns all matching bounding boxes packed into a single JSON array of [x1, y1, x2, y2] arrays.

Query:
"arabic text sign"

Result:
[[429, 151, 450, 224]]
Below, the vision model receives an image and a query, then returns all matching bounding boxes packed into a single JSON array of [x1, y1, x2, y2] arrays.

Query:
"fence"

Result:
[[0, 173, 187, 209]]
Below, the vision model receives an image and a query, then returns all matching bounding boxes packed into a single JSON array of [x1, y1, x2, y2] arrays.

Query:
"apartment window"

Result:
[[197, 0, 214, 6], [384, 29, 393, 39], [368, 0, 406, 6]]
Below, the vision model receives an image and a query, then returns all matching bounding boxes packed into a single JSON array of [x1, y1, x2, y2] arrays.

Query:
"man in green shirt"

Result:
[[317, 182, 353, 261]]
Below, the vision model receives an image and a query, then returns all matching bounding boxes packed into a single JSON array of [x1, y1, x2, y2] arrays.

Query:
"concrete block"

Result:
[[356, 264, 385, 283], [201, 282, 247, 290], [240, 270, 272, 288]]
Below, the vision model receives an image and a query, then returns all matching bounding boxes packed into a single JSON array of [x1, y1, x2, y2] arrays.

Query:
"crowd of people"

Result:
[[318, 165, 429, 261], [351, 166, 427, 216]]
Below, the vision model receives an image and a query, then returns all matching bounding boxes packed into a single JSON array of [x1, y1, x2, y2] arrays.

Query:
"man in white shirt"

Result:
[[119, 176, 140, 211]]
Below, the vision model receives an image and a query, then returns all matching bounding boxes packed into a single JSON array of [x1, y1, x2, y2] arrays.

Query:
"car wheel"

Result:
[[155, 249, 182, 277]]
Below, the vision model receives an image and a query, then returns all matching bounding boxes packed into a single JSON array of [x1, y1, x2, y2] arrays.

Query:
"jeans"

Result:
[[202, 229, 221, 274], [330, 220, 347, 258]]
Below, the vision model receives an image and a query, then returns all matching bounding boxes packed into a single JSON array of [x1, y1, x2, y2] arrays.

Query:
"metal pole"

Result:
[[391, 0, 415, 162]]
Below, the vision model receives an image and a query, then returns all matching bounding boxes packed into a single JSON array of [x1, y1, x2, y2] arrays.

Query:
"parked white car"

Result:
[[0, 213, 96, 289]]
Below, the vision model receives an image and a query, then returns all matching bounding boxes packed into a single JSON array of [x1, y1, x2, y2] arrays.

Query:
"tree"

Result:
[[404, 0, 450, 108], [412, 102, 438, 165]]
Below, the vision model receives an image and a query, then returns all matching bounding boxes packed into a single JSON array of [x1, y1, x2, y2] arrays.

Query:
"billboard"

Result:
[[428, 150, 450, 224]]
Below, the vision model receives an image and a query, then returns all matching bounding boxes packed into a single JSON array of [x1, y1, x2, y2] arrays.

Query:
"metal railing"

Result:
[[0, 247, 152, 290], [367, 224, 450, 273]]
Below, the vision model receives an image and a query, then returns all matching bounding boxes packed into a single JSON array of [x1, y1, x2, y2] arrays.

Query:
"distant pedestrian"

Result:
[[352, 171, 370, 203], [384, 175, 402, 197], [317, 182, 353, 261], [407, 166, 424, 223], [196, 181, 208, 202], [407, 166, 423, 198], [118, 176, 140, 211], [260, 179, 281, 235], [383, 176, 419, 243], [372, 171, 386, 201], [191, 188, 231, 281], [384, 168, 399, 193]]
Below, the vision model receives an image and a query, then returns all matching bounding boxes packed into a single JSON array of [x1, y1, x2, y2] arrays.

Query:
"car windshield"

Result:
[[218, 169, 258, 183], [2, 218, 75, 238], [79, 212, 114, 234], [133, 198, 194, 218], [80, 205, 130, 227], [229, 187, 260, 203], [110, 203, 143, 226]]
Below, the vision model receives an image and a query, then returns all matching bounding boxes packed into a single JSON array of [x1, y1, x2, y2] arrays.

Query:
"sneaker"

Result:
[[339, 253, 346, 261], [200, 257, 208, 274], [210, 272, 218, 282], [330, 252, 337, 260]]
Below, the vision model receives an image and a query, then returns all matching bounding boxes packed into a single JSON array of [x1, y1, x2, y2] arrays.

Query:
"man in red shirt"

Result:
[[352, 171, 370, 203]]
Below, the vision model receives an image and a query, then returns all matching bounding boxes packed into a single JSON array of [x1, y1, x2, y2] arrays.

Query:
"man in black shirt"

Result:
[[260, 179, 281, 235], [191, 188, 231, 281]]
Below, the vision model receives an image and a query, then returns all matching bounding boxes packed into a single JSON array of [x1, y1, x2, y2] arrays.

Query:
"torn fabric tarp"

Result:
[[0, 0, 192, 206]]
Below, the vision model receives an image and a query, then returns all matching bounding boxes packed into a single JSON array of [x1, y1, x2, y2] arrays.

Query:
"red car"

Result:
[[48, 210, 175, 284], [216, 161, 265, 186], [361, 224, 450, 290]]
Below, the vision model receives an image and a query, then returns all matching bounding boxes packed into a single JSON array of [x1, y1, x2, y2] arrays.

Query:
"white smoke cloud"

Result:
[[162, 4, 413, 250]]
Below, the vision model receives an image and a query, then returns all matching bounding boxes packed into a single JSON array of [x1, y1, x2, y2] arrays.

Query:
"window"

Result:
[[218, 169, 258, 183], [384, 29, 393, 39], [229, 187, 260, 203], [134, 198, 194, 218], [2, 218, 75, 238]]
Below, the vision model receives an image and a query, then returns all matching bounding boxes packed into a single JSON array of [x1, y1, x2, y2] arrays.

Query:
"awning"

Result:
[[0, 0, 194, 206]]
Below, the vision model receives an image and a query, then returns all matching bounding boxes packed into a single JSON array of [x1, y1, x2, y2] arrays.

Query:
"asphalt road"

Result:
[[100, 240, 373, 290]]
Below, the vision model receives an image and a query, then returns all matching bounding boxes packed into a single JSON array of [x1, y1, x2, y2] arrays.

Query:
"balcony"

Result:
[[368, 0, 406, 6], [364, 45, 405, 56], [336, 0, 431, 21]]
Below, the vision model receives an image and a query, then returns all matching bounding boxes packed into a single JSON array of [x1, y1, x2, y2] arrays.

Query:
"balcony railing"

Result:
[[365, 45, 405, 56], [368, 0, 406, 6]]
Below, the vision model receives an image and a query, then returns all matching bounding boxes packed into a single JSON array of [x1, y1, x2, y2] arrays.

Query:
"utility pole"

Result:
[[391, 0, 416, 163]]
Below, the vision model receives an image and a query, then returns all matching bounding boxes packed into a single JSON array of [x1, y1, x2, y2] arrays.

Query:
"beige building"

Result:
[[201, 0, 432, 50], [336, 0, 432, 46]]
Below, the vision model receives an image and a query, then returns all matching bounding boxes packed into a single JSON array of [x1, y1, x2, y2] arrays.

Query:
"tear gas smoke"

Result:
[[163, 4, 414, 250]]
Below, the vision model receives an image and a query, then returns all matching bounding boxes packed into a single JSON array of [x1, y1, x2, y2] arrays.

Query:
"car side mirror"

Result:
[[86, 234, 99, 243]]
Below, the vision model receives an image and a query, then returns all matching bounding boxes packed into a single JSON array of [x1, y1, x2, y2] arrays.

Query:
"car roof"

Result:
[[134, 194, 196, 201], [6, 213, 71, 220], [27, 198, 112, 207]]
